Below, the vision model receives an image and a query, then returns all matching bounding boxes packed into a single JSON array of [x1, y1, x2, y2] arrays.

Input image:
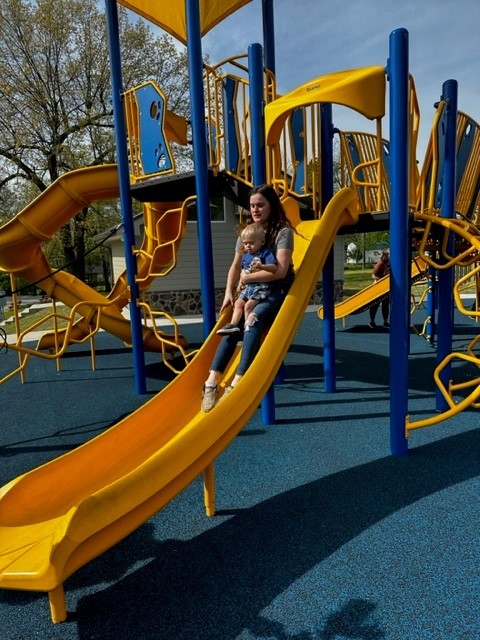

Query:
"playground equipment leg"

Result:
[[49, 584, 67, 623], [203, 462, 216, 516]]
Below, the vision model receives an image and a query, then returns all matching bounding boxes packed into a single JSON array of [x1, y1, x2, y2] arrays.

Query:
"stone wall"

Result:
[[146, 281, 344, 316]]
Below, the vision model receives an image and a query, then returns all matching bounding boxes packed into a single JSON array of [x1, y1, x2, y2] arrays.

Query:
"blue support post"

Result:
[[436, 80, 457, 411], [262, 0, 275, 74], [426, 263, 436, 345], [388, 28, 410, 456], [186, 0, 216, 337], [260, 0, 277, 424], [105, 0, 146, 394], [320, 104, 336, 393], [248, 42, 275, 424], [248, 43, 266, 185]]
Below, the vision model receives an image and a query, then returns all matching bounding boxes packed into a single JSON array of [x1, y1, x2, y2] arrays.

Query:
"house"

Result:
[[99, 197, 346, 315]]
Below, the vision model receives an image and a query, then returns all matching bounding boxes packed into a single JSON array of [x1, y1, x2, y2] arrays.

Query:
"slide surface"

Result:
[[0, 165, 186, 352], [318, 258, 427, 320], [0, 188, 359, 617]]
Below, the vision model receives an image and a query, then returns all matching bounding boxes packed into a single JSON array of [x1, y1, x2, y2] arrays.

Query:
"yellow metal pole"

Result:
[[203, 462, 216, 516]]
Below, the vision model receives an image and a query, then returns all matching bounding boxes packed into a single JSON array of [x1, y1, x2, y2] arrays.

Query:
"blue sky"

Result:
[[201, 0, 480, 160]]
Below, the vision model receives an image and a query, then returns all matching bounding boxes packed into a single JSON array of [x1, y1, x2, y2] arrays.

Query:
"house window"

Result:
[[187, 196, 225, 222]]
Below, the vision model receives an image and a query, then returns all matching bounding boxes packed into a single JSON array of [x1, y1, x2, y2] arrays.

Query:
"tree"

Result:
[[0, 0, 191, 281]]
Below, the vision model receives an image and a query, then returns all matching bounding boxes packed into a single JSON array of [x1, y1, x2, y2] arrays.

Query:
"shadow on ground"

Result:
[[5, 427, 469, 639]]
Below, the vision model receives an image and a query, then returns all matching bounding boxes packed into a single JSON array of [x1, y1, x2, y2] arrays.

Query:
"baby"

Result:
[[217, 223, 277, 335]]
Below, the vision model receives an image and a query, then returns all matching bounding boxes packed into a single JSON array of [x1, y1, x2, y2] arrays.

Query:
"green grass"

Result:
[[343, 266, 476, 302], [343, 267, 374, 297], [2, 269, 475, 337], [2, 306, 69, 336]]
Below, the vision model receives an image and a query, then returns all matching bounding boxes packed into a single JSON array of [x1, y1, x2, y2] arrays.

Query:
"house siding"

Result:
[[108, 200, 345, 315]]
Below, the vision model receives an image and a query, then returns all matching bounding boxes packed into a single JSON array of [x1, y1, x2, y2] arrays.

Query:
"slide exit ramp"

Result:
[[318, 258, 427, 320]]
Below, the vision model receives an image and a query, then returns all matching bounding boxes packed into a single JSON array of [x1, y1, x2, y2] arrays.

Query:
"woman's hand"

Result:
[[237, 268, 249, 289], [220, 290, 235, 312], [219, 250, 243, 312]]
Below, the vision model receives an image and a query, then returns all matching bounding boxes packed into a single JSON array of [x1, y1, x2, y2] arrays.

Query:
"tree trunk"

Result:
[[73, 209, 88, 282]]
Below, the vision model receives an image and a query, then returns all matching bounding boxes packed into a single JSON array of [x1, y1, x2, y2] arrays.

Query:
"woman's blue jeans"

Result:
[[210, 289, 284, 376]]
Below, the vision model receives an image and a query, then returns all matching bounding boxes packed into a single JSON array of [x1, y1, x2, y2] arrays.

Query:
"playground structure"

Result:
[[323, 96, 480, 433], [0, 0, 479, 624], [318, 256, 428, 321], [0, 100, 196, 383], [319, 102, 480, 325]]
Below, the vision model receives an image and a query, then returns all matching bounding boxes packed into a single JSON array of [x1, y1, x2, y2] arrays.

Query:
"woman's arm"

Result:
[[249, 258, 278, 275], [240, 247, 292, 285], [257, 263, 278, 274], [220, 251, 243, 311]]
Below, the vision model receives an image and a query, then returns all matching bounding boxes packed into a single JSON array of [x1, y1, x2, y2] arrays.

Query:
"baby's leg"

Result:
[[216, 298, 245, 335], [244, 299, 259, 327], [231, 298, 245, 326]]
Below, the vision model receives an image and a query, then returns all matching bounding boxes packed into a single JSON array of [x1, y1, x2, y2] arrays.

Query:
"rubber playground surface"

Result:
[[0, 307, 479, 640]]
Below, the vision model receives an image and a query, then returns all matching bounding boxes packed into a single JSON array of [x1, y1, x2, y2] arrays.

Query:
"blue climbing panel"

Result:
[[134, 82, 174, 176]]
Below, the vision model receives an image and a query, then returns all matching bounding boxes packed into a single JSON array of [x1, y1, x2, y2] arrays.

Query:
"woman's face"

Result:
[[249, 193, 271, 227]]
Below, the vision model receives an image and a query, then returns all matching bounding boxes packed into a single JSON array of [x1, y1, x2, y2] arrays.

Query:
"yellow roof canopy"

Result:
[[266, 66, 386, 145], [117, 0, 253, 45]]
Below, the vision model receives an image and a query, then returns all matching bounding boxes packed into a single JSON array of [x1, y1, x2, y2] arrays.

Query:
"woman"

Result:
[[202, 184, 295, 412], [369, 248, 390, 328]]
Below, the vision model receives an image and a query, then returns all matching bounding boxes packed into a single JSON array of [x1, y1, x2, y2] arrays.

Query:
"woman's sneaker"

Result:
[[217, 323, 241, 335], [218, 385, 234, 404], [201, 385, 218, 412]]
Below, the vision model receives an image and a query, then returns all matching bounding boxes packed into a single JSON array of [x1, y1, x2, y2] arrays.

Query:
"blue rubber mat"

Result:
[[0, 309, 478, 639]]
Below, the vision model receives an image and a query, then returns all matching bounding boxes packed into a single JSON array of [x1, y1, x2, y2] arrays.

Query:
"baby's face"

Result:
[[243, 237, 263, 253]]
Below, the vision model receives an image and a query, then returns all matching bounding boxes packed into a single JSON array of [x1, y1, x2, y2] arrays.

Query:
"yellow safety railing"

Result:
[[204, 54, 277, 189], [136, 301, 197, 374], [135, 196, 192, 282], [272, 103, 323, 215], [407, 213, 480, 432], [455, 111, 480, 222], [337, 74, 420, 214], [1, 297, 115, 385], [338, 124, 388, 213]]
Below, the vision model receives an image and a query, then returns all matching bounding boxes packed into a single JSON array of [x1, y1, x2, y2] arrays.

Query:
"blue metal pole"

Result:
[[426, 263, 436, 345], [320, 104, 336, 393], [388, 28, 410, 456], [436, 79, 457, 411], [262, 0, 275, 74], [248, 43, 266, 185], [248, 42, 275, 424], [186, 0, 216, 337], [105, 0, 146, 394]]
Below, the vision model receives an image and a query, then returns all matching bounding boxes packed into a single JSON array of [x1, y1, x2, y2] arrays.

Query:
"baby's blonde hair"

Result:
[[240, 223, 265, 242]]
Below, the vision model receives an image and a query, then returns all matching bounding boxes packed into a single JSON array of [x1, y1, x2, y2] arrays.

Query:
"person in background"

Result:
[[202, 184, 295, 412], [369, 248, 390, 328]]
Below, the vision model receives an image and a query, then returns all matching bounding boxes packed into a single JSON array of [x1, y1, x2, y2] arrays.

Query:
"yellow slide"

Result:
[[0, 165, 186, 352], [318, 258, 427, 320], [0, 187, 359, 623]]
